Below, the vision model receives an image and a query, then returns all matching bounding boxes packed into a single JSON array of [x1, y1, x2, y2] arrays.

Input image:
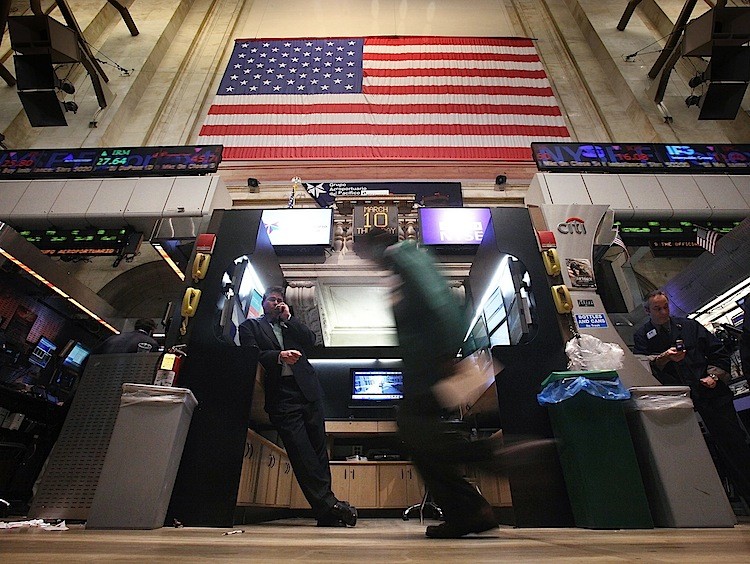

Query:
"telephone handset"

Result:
[[180, 288, 201, 335], [551, 284, 573, 314], [192, 252, 211, 283], [181, 288, 201, 318], [542, 248, 561, 277]]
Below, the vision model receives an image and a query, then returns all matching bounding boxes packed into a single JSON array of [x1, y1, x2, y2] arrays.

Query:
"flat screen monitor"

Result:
[[351, 369, 404, 402], [28, 336, 57, 368], [418, 207, 490, 246], [261, 208, 334, 246], [61, 342, 91, 373]]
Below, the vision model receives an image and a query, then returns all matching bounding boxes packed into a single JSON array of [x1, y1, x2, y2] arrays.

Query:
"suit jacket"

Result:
[[91, 330, 158, 354], [238, 315, 321, 411], [633, 316, 731, 402]]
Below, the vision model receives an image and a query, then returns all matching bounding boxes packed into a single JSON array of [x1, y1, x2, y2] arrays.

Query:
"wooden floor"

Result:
[[2, 518, 750, 563]]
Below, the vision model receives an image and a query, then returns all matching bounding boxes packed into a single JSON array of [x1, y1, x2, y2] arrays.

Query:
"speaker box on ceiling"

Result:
[[13, 54, 57, 91], [7, 15, 80, 63], [18, 90, 68, 127], [698, 82, 748, 120]]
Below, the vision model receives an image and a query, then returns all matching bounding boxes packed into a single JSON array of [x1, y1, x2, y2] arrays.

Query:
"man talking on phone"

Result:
[[634, 290, 750, 504], [239, 286, 357, 527]]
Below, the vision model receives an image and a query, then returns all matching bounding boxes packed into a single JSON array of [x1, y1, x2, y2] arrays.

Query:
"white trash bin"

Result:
[[87, 384, 197, 529], [625, 386, 736, 528]]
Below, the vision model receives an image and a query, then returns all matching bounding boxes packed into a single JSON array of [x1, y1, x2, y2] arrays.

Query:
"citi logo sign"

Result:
[[557, 217, 587, 235]]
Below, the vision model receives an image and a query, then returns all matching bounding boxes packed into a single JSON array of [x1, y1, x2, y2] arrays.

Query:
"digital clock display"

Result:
[[0, 145, 223, 179]]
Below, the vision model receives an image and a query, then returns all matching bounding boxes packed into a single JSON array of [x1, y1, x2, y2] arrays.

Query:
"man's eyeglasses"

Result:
[[265, 297, 284, 303]]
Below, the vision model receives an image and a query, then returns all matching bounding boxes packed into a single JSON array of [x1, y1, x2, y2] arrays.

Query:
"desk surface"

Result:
[[325, 420, 398, 434]]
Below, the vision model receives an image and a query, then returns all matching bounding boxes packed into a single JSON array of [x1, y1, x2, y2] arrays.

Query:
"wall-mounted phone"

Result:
[[180, 287, 201, 335], [551, 284, 573, 314], [181, 288, 201, 317], [542, 248, 561, 277], [192, 252, 211, 283]]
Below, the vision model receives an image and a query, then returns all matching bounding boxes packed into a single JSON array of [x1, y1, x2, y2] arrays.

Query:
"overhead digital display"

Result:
[[532, 142, 750, 173], [18, 228, 139, 256], [0, 145, 223, 179]]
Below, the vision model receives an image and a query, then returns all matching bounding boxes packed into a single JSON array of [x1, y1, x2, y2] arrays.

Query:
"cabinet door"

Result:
[[254, 445, 280, 505], [348, 465, 378, 508], [289, 476, 310, 509], [405, 464, 424, 505], [378, 465, 407, 508], [237, 433, 262, 505], [276, 454, 294, 507], [330, 463, 350, 501]]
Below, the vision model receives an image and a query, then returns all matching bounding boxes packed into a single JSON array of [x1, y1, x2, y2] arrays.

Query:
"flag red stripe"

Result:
[[207, 103, 563, 116], [362, 85, 552, 96], [220, 145, 534, 160], [199, 123, 569, 136], [364, 68, 548, 78], [363, 52, 540, 62], [364, 37, 535, 47]]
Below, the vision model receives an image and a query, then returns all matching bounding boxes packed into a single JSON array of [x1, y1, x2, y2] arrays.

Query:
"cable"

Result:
[[623, 32, 677, 61]]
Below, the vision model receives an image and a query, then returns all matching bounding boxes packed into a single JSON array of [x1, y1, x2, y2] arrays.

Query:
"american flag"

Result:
[[696, 226, 721, 254], [198, 36, 570, 160]]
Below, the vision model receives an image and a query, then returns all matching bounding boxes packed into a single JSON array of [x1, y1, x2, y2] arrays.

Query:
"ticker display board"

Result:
[[531, 142, 750, 173], [18, 228, 139, 256], [0, 145, 223, 179]]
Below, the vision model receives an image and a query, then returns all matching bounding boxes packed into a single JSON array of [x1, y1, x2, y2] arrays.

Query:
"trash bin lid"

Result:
[[541, 369, 619, 388], [628, 385, 690, 397], [121, 383, 197, 409]]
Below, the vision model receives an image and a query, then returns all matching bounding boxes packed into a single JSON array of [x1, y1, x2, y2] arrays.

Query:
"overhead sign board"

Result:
[[0, 145, 223, 179], [531, 142, 750, 173]]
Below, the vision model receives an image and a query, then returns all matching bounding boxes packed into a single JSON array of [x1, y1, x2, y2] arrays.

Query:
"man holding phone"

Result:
[[634, 290, 750, 504], [239, 286, 357, 527]]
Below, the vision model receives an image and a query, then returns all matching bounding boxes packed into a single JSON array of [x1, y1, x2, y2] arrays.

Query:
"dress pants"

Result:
[[268, 378, 336, 518]]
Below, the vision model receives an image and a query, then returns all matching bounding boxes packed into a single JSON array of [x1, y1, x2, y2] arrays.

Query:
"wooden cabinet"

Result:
[[254, 443, 282, 505], [275, 453, 294, 506], [474, 470, 513, 507], [289, 477, 310, 509], [237, 431, 264, 505], [378, 463, 423, 508], [330, 463, 379, 508]]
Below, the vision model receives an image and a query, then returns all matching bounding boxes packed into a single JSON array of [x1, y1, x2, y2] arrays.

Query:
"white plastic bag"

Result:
[[565, 334, 624, 371]]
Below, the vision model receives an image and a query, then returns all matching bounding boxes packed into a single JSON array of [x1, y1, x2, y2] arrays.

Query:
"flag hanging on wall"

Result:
[[695, 226, 722, 254], [198, 36, 570, 160]]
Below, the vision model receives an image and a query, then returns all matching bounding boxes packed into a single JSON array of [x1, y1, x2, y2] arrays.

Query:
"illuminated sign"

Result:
[[18, 228, 140, 256], [261, 208, 333, 246], [419, 207, 491, 245], [0, 145, 223, 179], [353, 204, 399, 240], [531, 142, 750, 173]]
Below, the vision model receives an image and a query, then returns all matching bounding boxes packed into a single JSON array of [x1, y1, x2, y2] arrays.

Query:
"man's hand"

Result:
[[653, 346, 686, 368], [279, 349, 302, 365], [700, 375, 718, 389], [276, 302, 291, 321]]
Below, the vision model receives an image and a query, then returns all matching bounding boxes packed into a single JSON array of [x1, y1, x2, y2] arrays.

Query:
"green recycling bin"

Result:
[[538, 370, 653, 529]]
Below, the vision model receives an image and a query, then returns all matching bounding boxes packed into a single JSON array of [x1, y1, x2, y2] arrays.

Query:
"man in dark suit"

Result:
[[634, 289, 750, 503], [91, 318, 159, 354], [238, 286, 356, 527]]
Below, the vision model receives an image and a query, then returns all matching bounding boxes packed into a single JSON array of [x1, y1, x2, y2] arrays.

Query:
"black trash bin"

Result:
[[538, 370, 653, 529]]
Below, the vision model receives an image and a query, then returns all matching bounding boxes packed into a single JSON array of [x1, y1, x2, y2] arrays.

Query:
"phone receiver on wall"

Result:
[[551, 284, 573, 314], [192, 252, 211, 283], [180, 287, 202, 335]]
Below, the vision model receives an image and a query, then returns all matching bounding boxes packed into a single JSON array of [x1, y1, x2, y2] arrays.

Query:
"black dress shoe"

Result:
[[425, 507, 498, 539], [329, 500, 357, 526], [316, 517, 346, 527]]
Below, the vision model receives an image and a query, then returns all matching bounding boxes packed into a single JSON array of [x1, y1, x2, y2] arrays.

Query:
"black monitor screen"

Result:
[[351, 369, 404, 402], [61, 342, 91, 373], [28, 337, 57, 368]]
